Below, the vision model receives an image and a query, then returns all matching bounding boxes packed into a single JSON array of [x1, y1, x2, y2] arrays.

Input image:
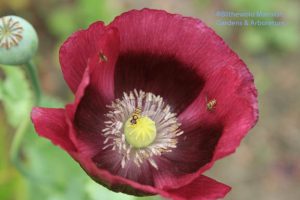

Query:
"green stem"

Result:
[[25, 60, 41, 105], [10, 60, 42, 175], [10, 118, 30, 169]]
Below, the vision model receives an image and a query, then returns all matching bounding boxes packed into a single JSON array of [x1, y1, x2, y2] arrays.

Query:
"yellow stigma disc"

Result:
[[124, 116, 156, 148]]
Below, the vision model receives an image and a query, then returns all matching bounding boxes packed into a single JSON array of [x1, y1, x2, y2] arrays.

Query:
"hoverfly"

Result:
[[206, 96, 217, 111], [130, 107, 142, 125], [98, 52, 108, 63]]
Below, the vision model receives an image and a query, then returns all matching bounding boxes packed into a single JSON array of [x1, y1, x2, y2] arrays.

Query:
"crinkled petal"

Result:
[[109, 9, 258, 190], [92, 148, 155, 186], [66, 27, 120, 159], [179, 65, 258, 158], [164, 175, 231, 200], [59, 21, 105, 93], [173, 62, 258, 190], [70, 146, 160, 196], [110, 9, 207, 113], [71, 147, 230, 200], [64, 63, 105, 159], [152, 124, 222, 189], [87, 27, 120, 103], [31, 107, 76, 152]]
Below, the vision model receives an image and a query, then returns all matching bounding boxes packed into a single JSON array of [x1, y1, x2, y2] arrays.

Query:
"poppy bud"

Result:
[[0, 15, 38, 65]]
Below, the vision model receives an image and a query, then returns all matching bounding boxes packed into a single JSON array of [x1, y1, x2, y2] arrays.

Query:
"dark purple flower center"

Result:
[[114, 52, 205, 114]]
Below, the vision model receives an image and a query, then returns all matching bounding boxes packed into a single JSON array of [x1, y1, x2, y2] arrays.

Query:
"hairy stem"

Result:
[[25, 60, 41, 104], [10, 60, 42, 175]]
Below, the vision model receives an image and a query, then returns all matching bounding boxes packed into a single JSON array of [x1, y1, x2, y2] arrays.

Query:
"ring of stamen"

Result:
[[102, 89, 183, 169]]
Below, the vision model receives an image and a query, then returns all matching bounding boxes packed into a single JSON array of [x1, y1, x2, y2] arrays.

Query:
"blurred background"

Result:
[[0, 0, 299, 200]]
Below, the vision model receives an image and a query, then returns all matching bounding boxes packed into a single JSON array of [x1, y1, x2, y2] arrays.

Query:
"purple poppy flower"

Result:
[[31, 9, 258, 200]]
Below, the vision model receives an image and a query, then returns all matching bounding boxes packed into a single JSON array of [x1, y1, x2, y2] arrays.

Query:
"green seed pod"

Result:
[[0, 15, 38, 65]]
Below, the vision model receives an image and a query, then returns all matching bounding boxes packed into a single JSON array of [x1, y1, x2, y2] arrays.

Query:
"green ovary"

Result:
[[124, 116, 157, 148]]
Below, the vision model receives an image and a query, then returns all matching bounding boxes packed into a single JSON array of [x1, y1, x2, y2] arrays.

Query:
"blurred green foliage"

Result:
[[227, 0, 300, 53], [47, 0, 118, 40], [0, 66, 32, 127]]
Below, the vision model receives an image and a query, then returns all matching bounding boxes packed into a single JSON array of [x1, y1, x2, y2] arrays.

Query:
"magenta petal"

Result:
[[164, 175, 231, 200], [59, 21, 106, 93], [109, 9, 258, 191], [65, 27, 120, 157], [92, 149, 154, 186], [152, 125, 222, 189], [110, 8, 257, 117], [67, 66, 91, 119], [113, 53, 204, 113], [87, 27, 120, 103], [170, 60, 258, 190], [110, 9, 210, 113], [179, 65, 258, 160], [31, 107, 76, 152], [71, 152, 161, 196], [64, 63, 104, 158]]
